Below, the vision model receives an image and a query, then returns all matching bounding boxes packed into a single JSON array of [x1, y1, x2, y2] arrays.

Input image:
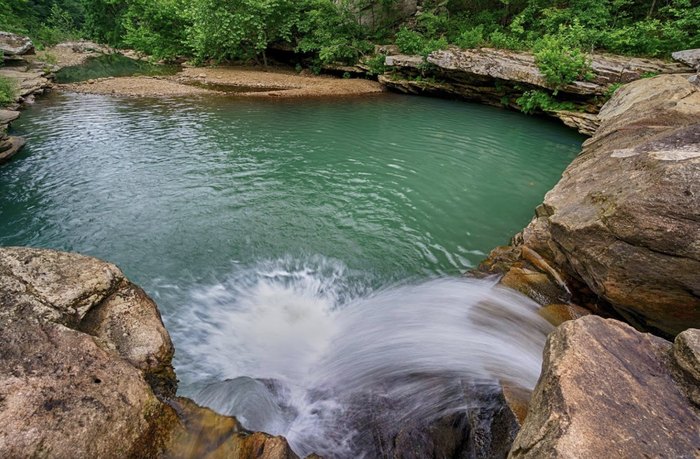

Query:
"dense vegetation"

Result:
[[2, 0, 698, 63], [1, 0, 698, 82]]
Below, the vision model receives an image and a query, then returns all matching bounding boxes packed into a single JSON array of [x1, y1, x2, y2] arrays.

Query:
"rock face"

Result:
[[382, 47, 692, 134], [0, 31, 34, 57], [428, 48, 689, 95], [522, 74, 700, 336], [479, 74, 700, 337], [673, 48, 700, 71], [0, 247, 299, 458], [0, 247, 177, 457], [509, 316, 700, 458]]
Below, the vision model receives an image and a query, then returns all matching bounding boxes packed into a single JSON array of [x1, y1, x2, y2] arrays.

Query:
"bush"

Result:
[[455, 25, 485, 49], [516, 89, 576, 114], [533, 35, 593, 91], [395, 27, 447, 57], [0, 76, 17, 106]]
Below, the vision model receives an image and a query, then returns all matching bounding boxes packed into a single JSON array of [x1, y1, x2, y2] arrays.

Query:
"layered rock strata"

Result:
[[381, 47, 693, 134]]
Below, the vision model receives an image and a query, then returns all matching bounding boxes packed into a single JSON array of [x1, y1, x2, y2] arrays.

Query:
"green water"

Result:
[[54, 54, 179, 83], [0, 92, 582, 390]]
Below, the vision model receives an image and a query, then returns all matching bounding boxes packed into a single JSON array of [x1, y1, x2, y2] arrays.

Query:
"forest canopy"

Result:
[[1, 0, 698, 64]]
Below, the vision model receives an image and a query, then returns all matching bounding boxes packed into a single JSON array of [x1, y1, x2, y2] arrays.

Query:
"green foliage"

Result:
[[294, 0, 373, 65], [1, 0, 697, 70], [533, 35, 593, 91], [365, 54, 387, 76], [395, 27, 448, 57], [121, 0, 188, 60], [184, 0, 298, 63], [455, 25, 485, 49], [604, 82, 623, 99], [0, 76, 17, 106], [516, 89, 576, 114]]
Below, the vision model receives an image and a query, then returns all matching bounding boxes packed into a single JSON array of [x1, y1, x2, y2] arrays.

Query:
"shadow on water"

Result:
[[54, 54, 179, 83]]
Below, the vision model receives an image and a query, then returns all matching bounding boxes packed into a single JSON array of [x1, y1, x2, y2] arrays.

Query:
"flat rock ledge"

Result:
[[381, 47, 693, 135], [0, 247, 299, 459], [510, 316, 700, 458], [479, 73, 700, 337]]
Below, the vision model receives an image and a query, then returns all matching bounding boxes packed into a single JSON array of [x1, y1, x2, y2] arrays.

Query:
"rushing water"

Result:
[[0, 91, 582, 456]]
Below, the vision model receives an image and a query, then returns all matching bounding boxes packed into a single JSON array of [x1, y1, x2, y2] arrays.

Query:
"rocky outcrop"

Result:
[[0, 31, 34, 57], [381, 47, 693, 134], [673, 48, 700, 71], [480, 74, 700, 337], [426, 48, 689, 96], [0, 247, 177, 457], [0, 247, 299, 458], [509, 316, 700, 458]]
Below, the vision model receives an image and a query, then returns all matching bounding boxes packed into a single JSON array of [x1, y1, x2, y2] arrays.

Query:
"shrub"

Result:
[[0, 76, 18, 106], [395, 27, 447, 57], [516, 90, 576, 114], [455, 25, 485, 49], [533, 36, 593, 91]]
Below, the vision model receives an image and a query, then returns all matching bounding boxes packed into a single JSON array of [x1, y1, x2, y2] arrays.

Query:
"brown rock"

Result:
[[166, 398, 299, 459], [520, 74, 700, 336], [0, 109, 20, 125], [0, 247, 305, 458], [0, 136, 25, 162], [673, 328, 700, 405], [509, 316, 700, 458], [0, 247, 178, 458], [0, 315, 178, 458], [537, 303, 591, 326]]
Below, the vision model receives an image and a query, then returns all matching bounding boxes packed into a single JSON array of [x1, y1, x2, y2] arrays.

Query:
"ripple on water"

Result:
[[0, 91, 582, 455]]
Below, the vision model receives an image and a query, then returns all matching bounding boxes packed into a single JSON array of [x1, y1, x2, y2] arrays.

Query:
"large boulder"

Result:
[[0, 247, 177, 457], [509, 316, 700, 458], [672, 48, 700, 71], [517, 74, 700, 336], [0, 247, 299, 458], [0, 31, 34, 57]]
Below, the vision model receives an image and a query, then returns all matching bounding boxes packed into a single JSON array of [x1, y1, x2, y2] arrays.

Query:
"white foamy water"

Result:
[[170, 257, 552, 457]]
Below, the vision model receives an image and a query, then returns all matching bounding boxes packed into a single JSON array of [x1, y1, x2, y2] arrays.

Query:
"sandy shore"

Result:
[[59, 65, 384, 98]]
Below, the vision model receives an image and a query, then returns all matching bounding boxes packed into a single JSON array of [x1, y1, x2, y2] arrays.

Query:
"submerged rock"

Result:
[[0, 136, 25, 162], [0, 247, 298, 458], [510, 316, 700, 458]]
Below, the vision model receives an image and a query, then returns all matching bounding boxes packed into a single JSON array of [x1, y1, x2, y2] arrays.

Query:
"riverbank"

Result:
[[60, 66, 384, 98]]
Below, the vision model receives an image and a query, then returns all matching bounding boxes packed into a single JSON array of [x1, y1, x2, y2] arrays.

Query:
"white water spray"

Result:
[[171, 258, 552, 457]]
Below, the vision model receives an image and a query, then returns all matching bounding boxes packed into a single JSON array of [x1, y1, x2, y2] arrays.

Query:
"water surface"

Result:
[[0, 92, 581, 454]]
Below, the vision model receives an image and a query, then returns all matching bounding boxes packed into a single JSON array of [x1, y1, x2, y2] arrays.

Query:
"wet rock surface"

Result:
[[510, 316, 700, 458], [0, 247, 298, 458]]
